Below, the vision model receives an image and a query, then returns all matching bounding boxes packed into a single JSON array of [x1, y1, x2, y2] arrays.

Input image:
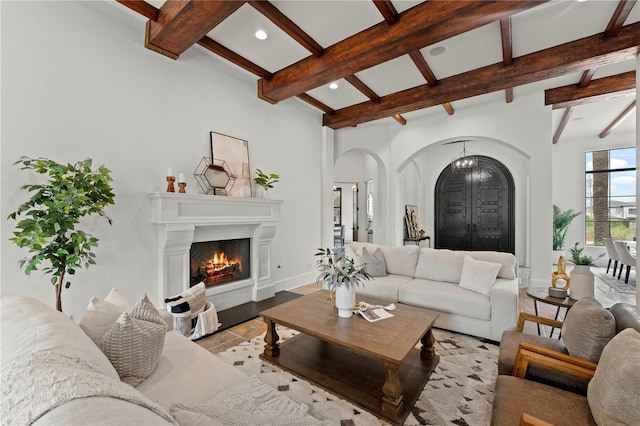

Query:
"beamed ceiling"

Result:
[[116, 0, 639, 142]]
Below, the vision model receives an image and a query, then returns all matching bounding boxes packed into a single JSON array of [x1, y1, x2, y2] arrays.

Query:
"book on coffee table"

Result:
[[357, 308, 394, 322]]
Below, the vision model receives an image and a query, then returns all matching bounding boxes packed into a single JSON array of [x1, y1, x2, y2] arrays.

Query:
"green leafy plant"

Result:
[[315, 247, 372, 290], [553, 205, 581, 250], [568, 242, 605, 266], [7, 157, 115, 312], [254, 169, 280, 190]]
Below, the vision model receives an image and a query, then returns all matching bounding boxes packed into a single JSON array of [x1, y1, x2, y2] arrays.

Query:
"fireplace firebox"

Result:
[[190, 238, 250, 287]]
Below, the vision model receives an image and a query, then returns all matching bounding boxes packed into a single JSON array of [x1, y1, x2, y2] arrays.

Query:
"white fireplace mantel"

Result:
[[148, 193, 283, 311]]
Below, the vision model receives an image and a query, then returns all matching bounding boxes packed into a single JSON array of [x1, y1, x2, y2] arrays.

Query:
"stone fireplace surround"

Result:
[[148, 193, 282, 311]]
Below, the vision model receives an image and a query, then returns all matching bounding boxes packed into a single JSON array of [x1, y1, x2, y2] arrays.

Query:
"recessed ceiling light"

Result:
[[255, 29, 267, 40], [329, 82, 339, 90], [429, 46, 446, 56]]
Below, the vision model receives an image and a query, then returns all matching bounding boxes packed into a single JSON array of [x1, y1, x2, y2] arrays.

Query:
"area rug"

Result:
[[218, 327, 498, 426], [593, 266, 636, 294]]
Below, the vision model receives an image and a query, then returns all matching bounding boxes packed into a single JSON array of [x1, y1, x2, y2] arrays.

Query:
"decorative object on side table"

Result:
[[553, 205, 581, 264], [7, 156, 115, 312], [253, 168, 280, 197], [315, 247, 372, 318], [568, 242, 605, 300], [550, 255, 570, 297]]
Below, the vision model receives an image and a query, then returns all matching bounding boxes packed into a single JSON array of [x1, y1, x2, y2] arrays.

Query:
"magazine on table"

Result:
[[357, 307, 394, 322]]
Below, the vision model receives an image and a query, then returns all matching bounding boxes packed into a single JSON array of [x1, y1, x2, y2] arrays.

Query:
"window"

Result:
[[333, 187, 342, 225], [585, 147, 636, 246]]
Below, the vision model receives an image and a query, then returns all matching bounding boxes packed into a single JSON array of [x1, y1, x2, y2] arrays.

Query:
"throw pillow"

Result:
[[361, 247, 387, 277], [561, 296, 615, 362], [458, 255, 501, 295], [101, 294, 167, 386], [165, 282, 206, 317], [79, 288, 132, 347], [587, 328, 640, 425]]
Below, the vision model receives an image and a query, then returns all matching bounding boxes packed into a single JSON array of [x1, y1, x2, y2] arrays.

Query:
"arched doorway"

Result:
[[435, 155, 515, 253]]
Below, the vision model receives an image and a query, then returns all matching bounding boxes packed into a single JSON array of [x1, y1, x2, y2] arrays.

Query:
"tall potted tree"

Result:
[[553, 205, 581, 264], [7, 157, 115, 312]]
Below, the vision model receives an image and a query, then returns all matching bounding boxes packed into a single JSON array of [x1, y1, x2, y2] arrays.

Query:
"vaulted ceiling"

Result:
[[116, 0, 639, 142]]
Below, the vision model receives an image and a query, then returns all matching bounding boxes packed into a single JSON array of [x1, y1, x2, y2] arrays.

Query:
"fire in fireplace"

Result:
[[190, 238, 250, 287]]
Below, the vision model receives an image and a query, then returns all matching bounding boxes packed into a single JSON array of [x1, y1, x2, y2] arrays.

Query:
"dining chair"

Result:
[[603, 238, 620, 276], [613, 240, 636, 284]]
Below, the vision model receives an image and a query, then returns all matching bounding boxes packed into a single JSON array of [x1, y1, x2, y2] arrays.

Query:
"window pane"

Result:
[[585, 152, 593, 172], [610, 170, 636, 197], [611, 147, 636, 169]]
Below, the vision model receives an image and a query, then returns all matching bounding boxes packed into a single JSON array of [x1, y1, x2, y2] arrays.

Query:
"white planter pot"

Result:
[[552, 250, 565, 265], [254, 187, 269, 198], [334, 285, 356, 318], [569, 265, 594, 300]]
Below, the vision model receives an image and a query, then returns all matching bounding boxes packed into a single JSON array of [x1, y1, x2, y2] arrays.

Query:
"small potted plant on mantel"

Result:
[[253, 168, 279, 198], [7, 156, 115, 312]]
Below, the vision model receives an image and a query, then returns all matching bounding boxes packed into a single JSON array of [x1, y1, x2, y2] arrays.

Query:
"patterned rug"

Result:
[[218, 327, 498, 426], [593, 266, 636, 295]]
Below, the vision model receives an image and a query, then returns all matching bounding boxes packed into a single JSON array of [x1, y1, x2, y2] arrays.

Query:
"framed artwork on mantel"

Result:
[[210, 132, 251, 197]]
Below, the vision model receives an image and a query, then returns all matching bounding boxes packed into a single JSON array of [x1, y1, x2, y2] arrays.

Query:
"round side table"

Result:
[[526, 287, 577, 338]]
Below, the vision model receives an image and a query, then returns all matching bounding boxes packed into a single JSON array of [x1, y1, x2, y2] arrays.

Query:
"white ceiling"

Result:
[[135, 0, 638, 140]]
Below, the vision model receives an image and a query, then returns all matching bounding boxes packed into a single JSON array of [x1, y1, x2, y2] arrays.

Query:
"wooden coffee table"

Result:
[[259, 290, 439, 425]]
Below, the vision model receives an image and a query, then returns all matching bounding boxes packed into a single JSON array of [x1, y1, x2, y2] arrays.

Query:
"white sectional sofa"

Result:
[[1, 296, 322, 425], [346, 242, 519, 341]]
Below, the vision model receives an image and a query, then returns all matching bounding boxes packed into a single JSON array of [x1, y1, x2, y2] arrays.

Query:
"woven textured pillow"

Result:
[[361, 247, 387, 277], [588, 328, 640, 425], [164, 282, 206, 317], [561, 296, 615, 362], [102, 294, 167, 386]]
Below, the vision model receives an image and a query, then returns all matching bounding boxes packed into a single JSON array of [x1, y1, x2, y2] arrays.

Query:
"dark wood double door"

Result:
[[435, 156, 514, 253]]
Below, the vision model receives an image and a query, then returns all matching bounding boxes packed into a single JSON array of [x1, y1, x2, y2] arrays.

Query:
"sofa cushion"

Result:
[[101, 294, 167, 386], [561, 297, 615, 362], [136, 331, 249, 410], [79, 291, 132, 348], [361, 247, 387, 277], [1, 296, 119, 380], [348, 242, 419, 277], [609, 303, 640, 334], [414, 248, 466, 284], [469, 251, 518, 280], [399, 279, 491, 321], [491, 375, 596, 426], [588, 329, 640, 425], [355, 275, 412, 302], [458, 255, 501, 295]]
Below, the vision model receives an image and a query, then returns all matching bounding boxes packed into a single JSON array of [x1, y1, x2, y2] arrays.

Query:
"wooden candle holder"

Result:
[[178, 182, 187, 193], [166, 176, 176, 192]]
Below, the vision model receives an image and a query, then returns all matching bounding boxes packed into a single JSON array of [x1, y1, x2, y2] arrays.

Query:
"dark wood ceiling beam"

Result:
[[296, 94, 335, 114], [408, 50, 454, 115], [500, 17, 514, 103], [579, 69, 597, 88], [248, 1, 324, 57], [344, 75, 380, 103], [197, 37, 273, 80], [373, 0, 398, 25], [605, 0, 637, 38], [117, 0, 158, 20], [553, 107, 574, 144], [259, 0, 546, 103], [600, 101, 636, 138], [146, 1, 244, 59], [545, 71, 635, 109], [393, 115, 407, 125], [323, 21, 640, 129]]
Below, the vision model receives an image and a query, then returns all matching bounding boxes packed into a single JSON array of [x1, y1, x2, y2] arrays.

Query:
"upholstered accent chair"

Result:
[[603, 237, 620, 276]]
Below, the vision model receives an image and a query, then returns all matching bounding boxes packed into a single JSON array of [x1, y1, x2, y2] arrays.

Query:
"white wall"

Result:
[[1, 1, 323, 319], [335, 92, 553, 288]]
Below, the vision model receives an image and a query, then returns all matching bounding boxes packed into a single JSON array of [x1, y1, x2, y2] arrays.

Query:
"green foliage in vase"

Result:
[[7, 157, 115, 312], [568, 242, 605, 266], [254, 169, 280, 190], [553, 205, 581, 250], [315, 247, 372, 290]]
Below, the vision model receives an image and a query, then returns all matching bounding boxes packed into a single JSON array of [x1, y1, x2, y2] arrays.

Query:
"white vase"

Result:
[[334, 284, 356, 318], [569, 265, 594, 300]]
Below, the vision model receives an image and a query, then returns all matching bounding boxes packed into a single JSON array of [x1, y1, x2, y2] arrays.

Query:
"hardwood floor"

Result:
[[198, 272, 635, 354]]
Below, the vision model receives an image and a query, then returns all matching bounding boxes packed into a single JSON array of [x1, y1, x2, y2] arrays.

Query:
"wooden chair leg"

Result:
[[607, 259, 612, 273]]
